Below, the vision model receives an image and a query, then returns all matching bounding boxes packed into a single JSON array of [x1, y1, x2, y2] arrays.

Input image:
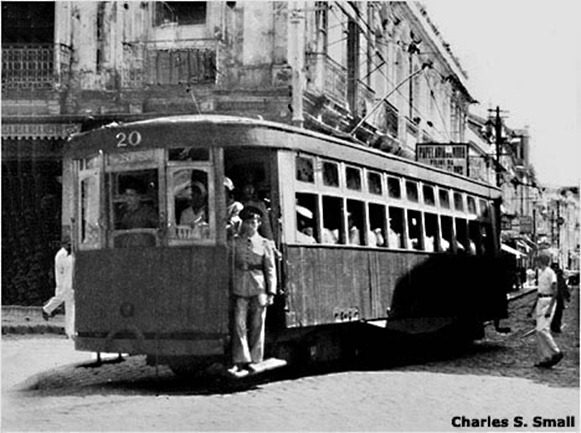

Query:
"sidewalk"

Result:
[[2, 306, 65, 336]]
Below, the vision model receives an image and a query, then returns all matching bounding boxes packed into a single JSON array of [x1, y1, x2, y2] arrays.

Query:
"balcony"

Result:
[[2, 43, 72, 90], [122, 41, 217, 88], [306, 52, 347, 106]]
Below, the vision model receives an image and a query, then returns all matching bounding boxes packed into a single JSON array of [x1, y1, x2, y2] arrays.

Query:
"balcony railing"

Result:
[[122, 42, 217, 88], [2, 43, 72, 90]]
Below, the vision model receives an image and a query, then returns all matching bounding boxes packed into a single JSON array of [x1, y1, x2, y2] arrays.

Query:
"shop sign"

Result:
[[416, 143, 469, 176], [2, 123, 81, 139]]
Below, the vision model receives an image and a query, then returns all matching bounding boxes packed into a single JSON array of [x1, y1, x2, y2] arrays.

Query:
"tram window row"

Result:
[[293, 155, 495, 255]]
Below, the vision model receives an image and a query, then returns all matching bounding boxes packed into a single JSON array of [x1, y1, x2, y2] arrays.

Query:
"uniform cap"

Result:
[[240, 206, 263, 221]]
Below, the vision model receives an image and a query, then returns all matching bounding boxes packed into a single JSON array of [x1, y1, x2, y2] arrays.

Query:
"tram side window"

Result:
[[440, 215, 454, 252], [479, 199, 490, 219], [296, 193, 318, 244], [468, 220, 481, 255], [407, 209, 423, 250], [79, 176, 100, 249], [322, 161, 339, 187], [172, 169, 210, 240], [406, 181, 419, 202], [368, 203, 387, 247], [296, 156, 314, 183], [346, 166, 362, 191], [322, 195, 343, 244], [387, 177, 401, 199], [453, 192, 464, 211], [424, 212, 439, 252], [439, 188, 450, 209], [111, 169, 159, 248], [367, 171, 382, 195], [387, 206, 405, 248], [454, 218, 470, 254], [423, 185, 435, 206], [480, 223, 494, 256], [467, 196, 477, 215], [346, 199, 364, 245]]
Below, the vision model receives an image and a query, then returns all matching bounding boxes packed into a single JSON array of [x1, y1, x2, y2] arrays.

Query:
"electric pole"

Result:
[[494, 106, 503, 187]]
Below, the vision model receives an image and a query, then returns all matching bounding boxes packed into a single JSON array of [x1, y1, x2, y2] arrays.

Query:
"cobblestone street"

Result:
[[2, 288, 579, 431]]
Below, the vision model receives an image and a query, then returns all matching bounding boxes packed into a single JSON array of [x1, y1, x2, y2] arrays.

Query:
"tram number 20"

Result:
[[116, 131, 142, 147]]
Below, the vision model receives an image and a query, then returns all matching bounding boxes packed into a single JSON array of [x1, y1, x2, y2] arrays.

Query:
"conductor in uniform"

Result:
[[230, 206, 277, 373]]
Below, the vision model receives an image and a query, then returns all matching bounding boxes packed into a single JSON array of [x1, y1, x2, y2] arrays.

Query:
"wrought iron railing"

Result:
[[2, 43, 72, 90], [122, 41, 217, 88]]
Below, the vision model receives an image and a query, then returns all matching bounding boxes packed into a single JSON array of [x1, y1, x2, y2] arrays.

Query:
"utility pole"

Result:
[[494, 106, 503, 187]]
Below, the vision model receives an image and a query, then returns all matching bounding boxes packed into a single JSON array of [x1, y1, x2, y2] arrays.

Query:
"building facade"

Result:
[[2, 1, 482, 304]]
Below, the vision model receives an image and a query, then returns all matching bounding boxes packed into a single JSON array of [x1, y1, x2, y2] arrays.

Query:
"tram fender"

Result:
[[105, 326, 146, 352]]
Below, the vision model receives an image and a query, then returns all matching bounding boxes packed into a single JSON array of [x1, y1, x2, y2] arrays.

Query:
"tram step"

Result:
[[228, 357, 287, 378]]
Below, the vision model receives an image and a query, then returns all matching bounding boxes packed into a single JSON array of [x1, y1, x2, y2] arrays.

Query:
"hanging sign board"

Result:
[[416, 143, 469, 176]]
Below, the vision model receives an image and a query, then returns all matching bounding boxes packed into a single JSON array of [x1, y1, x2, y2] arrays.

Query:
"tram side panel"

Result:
[[74, 246, 230, 356], [284, 247, 508, 333]]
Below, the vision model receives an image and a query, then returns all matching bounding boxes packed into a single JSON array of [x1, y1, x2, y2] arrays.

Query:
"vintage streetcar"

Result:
[[63, 115, 510, 375]]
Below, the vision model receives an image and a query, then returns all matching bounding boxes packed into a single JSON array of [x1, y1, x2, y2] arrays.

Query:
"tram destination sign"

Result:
[[416, 143, 469, 176]]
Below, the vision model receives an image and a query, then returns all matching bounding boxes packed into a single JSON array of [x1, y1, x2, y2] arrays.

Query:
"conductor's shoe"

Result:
[[42, 309, 50, 321]]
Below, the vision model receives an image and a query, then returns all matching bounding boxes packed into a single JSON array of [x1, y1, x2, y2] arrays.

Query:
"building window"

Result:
[[154, 2, 207, 27]]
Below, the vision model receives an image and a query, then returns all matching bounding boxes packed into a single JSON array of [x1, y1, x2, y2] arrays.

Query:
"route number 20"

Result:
[[116, 131, 142, 147]]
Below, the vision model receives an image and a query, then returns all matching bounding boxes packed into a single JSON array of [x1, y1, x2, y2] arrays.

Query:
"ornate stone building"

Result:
[[1, 1, 477, 304]]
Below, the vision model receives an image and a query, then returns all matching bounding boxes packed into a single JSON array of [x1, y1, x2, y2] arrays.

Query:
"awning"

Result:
[[501, 243, 526, 257]]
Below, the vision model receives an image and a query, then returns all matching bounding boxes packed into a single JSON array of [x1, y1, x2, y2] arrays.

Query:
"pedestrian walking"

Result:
[[533, 251, 564, 368], [550, 262, 570, 333], [229, 206, 277, 374], [42, 237, 75, 339]]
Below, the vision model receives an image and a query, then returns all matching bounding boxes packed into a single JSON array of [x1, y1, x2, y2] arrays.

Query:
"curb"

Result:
[[2, 324, 66, 336], [2, 305, 65, 335]]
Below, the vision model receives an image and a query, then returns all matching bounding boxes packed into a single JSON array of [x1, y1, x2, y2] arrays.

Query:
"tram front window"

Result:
[[111, 169, 159, 248], [171, 168, 210, 240]]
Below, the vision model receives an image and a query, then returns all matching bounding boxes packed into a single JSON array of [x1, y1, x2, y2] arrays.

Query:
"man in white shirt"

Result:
[[533, 250, 563, 368], [42, 238, 75, 339]]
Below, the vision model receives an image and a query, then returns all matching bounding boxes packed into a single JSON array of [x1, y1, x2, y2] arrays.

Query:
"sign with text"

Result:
[[416, 143, 469, 176]]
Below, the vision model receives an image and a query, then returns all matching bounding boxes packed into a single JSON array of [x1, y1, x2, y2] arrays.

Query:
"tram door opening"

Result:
[[223, 148, 284, 330]]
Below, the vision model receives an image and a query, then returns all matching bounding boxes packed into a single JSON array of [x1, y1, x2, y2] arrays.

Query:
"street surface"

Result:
[[2, 289, 579, 432]]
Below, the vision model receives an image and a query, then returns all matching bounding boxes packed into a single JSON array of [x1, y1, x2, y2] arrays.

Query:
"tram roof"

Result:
[[66, 114, 500, 195]]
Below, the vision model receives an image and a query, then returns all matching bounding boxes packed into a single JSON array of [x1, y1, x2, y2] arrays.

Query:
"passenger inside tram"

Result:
[[178, 174, 209, 239], [296, 204, 317, 244], [119, 185, 158, 230]]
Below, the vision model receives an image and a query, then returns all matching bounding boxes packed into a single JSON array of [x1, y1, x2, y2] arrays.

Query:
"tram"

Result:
[[64, 115, 510, 374]]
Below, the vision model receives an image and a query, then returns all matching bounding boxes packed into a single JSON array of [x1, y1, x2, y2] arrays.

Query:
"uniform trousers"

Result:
[[43, 291, 75, 339], [232, 295, 267, 365], [535, 297, 560, 362]]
